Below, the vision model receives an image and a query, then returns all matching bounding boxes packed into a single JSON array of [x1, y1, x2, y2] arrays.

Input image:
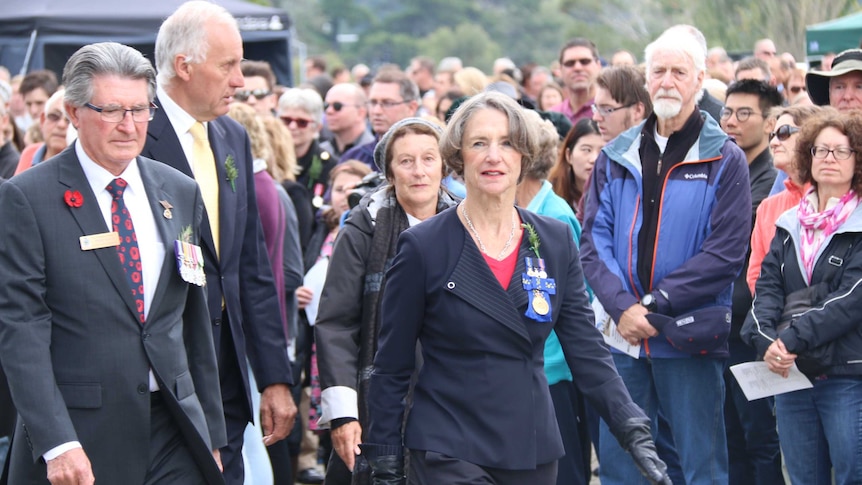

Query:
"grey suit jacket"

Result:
[[0, 145, 226, 484]]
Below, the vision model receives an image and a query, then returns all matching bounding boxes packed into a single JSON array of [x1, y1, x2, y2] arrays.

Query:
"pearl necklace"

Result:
[[461, 202, 516, 260]]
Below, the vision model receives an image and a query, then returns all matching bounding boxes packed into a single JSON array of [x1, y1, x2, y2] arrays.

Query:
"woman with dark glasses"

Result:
[[746, 105, 822, 292]]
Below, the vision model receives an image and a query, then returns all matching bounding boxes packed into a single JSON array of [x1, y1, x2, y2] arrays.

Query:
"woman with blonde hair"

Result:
[[262, 116, 298, 183], [454, 67, 489, 96], [227, 102, 302, 484]]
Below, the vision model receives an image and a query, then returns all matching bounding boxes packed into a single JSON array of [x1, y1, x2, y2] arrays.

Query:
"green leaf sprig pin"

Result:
[[522, 223, 541, 259], [225, 155, 238, 192]]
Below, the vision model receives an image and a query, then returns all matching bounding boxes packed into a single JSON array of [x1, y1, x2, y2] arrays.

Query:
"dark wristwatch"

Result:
[[640, 293, 658, 312]]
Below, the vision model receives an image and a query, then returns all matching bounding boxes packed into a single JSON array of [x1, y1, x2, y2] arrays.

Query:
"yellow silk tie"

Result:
[[189, 122, 220, 257]]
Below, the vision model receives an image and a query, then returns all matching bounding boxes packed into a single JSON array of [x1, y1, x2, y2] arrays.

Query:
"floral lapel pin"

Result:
[[159, 200, 173, 219], [225, 155, 237, 192], [64, 189, 83, 208]]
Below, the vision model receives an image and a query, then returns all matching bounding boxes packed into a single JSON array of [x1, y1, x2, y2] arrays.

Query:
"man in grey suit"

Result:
[[141, 2, 296, 482], [0, 42, 226, 484]]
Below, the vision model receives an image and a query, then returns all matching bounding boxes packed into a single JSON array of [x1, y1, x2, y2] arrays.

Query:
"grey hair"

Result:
[[372, 70, 419, 102], [63, 42, 156, 107], [440, 91, 540, 183], [644, 25, 707, 79], [44, 88, 66, 116], [277, 88, 324, 125], [155, 0, 237, 86], [523, 110, 559, 180]]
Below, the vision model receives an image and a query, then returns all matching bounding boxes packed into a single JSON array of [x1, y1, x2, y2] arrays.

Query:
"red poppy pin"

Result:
[[64, 190, 84, 208]]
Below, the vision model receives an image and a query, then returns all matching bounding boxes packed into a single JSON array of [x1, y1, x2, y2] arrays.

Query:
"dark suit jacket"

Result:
[[142, 99, 292, 417], [0, 146, 226, 484], [367, 207, 643, 470]]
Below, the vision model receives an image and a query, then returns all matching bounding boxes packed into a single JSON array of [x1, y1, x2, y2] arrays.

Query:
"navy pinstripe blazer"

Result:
[[366, 206, 643, 470]]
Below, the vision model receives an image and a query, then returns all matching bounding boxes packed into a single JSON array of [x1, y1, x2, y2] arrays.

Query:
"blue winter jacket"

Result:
[[580, 112, 751, 358]]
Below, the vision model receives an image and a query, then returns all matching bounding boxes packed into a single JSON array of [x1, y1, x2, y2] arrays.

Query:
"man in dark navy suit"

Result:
[[141, 2, 296, 483]]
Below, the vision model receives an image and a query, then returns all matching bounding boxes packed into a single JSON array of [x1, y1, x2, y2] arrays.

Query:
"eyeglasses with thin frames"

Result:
[[367, 99, 409, 109], [769, 125, 800, 142], [811, 146, 856, 160], [84, 103, 157, 123], [719, 107, 763, 122], [591, 103, 635, 117]]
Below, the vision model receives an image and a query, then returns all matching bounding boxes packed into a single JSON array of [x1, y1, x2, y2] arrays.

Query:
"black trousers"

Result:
[[409, 450, 557, 485], [548, 380, 591, 485], [218, 316, 252, 485], [144, 392, 207, 485]]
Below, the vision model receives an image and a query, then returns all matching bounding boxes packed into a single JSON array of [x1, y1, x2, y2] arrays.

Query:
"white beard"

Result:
[[653, 98, 682, 119]]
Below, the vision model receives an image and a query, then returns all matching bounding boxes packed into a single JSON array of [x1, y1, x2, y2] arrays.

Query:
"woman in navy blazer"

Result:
[[361, 92, 671, 485]]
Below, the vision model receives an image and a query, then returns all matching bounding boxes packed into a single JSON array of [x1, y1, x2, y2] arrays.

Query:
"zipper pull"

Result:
[[656, 155, 663, 176]]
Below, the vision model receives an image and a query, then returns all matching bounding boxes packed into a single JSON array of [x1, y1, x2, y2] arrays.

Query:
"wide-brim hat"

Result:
[[645, 306, 731, 356], [806, 49, 862, 106]]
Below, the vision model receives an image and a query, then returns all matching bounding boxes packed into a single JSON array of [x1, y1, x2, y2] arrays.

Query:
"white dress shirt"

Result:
[[156, 84, 206, 173], [43, 143, 167, 461]]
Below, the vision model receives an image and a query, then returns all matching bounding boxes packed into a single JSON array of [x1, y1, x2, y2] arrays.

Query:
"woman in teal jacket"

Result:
[[517, 112, 592, 485]]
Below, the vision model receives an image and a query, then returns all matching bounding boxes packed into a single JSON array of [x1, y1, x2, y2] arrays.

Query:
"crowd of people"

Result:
[[0, 2, 861, 484]]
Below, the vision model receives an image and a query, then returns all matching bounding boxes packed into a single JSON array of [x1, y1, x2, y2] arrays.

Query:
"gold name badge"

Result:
[[80, 232, 121, 251]]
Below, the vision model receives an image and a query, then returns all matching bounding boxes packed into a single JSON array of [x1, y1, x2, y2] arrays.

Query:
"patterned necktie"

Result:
[[106, 178, 145, 324], [189, 121, 220, 257]]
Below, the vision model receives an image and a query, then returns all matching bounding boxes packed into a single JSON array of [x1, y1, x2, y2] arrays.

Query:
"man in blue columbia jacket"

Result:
[[581, 25, 751, 485]]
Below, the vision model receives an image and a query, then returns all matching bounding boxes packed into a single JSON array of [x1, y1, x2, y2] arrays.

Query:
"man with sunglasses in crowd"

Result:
[[320, 83, 374, 159], [719, 79, 785, 485], [549, 38, 602, 124], [240, 60, 279, 119]]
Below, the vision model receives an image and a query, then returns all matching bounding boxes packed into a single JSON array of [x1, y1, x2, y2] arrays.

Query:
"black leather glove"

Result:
[[612, 417, 673, 485], [358, 444, 406, 485]]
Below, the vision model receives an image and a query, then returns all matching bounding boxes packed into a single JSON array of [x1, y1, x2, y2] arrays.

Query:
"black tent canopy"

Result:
[[0, 0, 294, 85]]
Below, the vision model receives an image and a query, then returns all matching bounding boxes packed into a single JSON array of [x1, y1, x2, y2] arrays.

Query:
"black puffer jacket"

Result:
[[741, 202, 862, 377]]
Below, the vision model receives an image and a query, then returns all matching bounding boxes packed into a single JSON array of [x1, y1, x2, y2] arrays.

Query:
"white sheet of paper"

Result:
[[303, 257, 329, 327], [730, 361, 813, 401], [592, 299, 640, 359]]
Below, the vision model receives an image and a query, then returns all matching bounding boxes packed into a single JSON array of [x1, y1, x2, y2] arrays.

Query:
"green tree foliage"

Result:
[[272, 0, 861, 79], [423, 24, 502, 72]]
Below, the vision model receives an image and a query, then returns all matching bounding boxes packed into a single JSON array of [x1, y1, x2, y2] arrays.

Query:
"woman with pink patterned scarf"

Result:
[[742, 108, 862, 485]]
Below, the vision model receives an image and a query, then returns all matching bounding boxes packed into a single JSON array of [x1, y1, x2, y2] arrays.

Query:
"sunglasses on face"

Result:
[[234, 89, 272, 101], [562, 58, 595, 68], [789, 86, 807, 94], [769, 124, 800, 142], [280, 116, 313, 129], [324, 101, 355, 112], [45, 111, 67, 123]]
